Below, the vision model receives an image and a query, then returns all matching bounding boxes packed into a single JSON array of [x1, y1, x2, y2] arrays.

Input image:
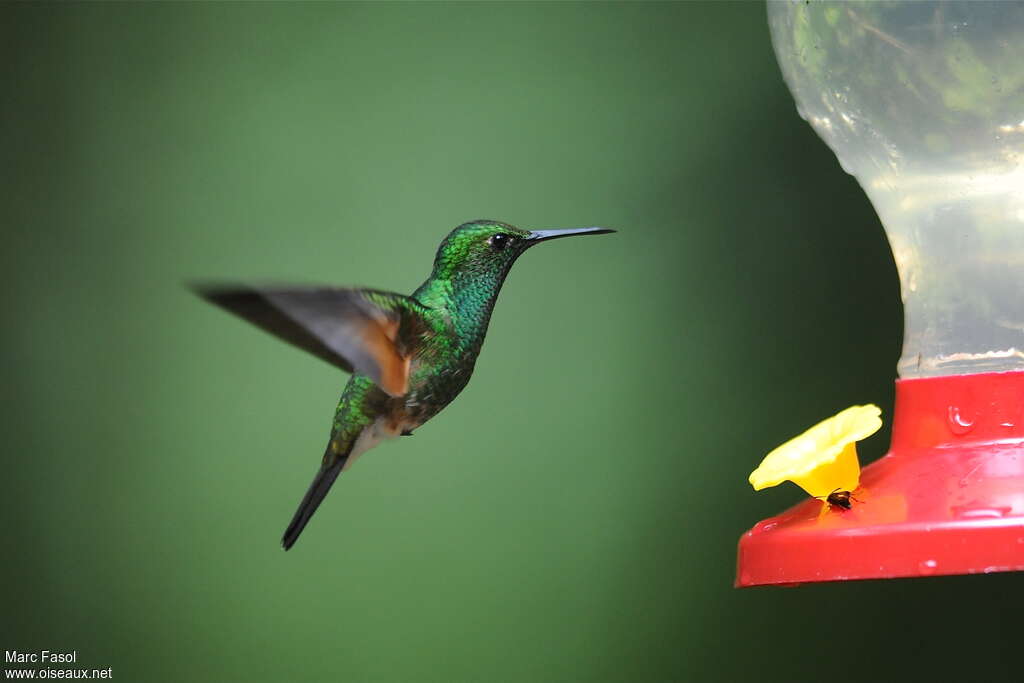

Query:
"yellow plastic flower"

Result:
[[749, 404, 882, 499]]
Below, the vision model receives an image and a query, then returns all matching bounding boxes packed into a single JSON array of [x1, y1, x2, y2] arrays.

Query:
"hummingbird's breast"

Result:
[[400, 311, 486, 425], [400, 282, 496, 424], [402, 348, 478, 424]]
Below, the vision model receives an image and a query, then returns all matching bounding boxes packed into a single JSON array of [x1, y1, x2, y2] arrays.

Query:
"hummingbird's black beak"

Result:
[[526, 227, 616, 244]]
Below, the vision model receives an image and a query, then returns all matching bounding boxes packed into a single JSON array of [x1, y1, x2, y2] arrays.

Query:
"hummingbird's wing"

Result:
[[193, 285, 431, 397]]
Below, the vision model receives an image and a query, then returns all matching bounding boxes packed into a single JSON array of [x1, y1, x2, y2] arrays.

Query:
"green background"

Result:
[[3, 2, 1020, 681]]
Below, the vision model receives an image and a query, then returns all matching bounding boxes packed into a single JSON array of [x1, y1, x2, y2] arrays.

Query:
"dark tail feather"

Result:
[[281, 448, 347, 550]]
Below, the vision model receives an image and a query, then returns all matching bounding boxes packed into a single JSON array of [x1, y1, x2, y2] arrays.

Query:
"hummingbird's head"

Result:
[[431, 220, 613, 284]]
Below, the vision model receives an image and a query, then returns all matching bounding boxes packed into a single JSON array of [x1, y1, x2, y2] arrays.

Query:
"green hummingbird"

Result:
[[195, 219, 613, 549]]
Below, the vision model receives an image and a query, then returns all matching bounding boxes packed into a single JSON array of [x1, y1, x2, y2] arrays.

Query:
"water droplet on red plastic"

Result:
[[948, 406, 975, 435], [918, 559, 938, 575]]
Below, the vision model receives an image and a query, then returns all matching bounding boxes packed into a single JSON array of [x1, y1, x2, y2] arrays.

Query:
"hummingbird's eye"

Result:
[[488, 233, 511, 251]]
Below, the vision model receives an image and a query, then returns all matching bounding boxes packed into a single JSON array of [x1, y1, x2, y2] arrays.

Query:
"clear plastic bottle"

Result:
[[768, 1, 1024, 377]]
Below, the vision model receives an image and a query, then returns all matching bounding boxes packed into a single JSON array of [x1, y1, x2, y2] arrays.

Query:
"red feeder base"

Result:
[[736, 370, 1024, 587]]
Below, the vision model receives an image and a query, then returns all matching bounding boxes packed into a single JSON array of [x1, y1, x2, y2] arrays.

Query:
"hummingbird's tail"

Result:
[[281, 445, 347, 551]]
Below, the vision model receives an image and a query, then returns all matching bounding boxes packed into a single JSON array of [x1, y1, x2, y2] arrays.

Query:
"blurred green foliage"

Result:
[[2, 2, 1020, 682]]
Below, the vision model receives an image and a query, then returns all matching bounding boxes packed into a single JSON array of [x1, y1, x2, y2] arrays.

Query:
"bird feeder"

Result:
[[737, 1, 1024, 586]]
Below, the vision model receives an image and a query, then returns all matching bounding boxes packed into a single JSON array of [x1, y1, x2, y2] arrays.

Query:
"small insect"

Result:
[[814, 488, 861, 511]]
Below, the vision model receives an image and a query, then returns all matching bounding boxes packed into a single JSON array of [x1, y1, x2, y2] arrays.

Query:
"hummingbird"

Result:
[[195, 220, 614, 549]]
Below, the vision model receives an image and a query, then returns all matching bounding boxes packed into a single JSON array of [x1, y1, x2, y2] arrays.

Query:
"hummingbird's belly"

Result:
[[342, 416, 408, 472]]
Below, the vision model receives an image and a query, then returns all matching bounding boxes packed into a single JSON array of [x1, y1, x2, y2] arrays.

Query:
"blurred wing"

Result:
[[193, 284, 430, 397]]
